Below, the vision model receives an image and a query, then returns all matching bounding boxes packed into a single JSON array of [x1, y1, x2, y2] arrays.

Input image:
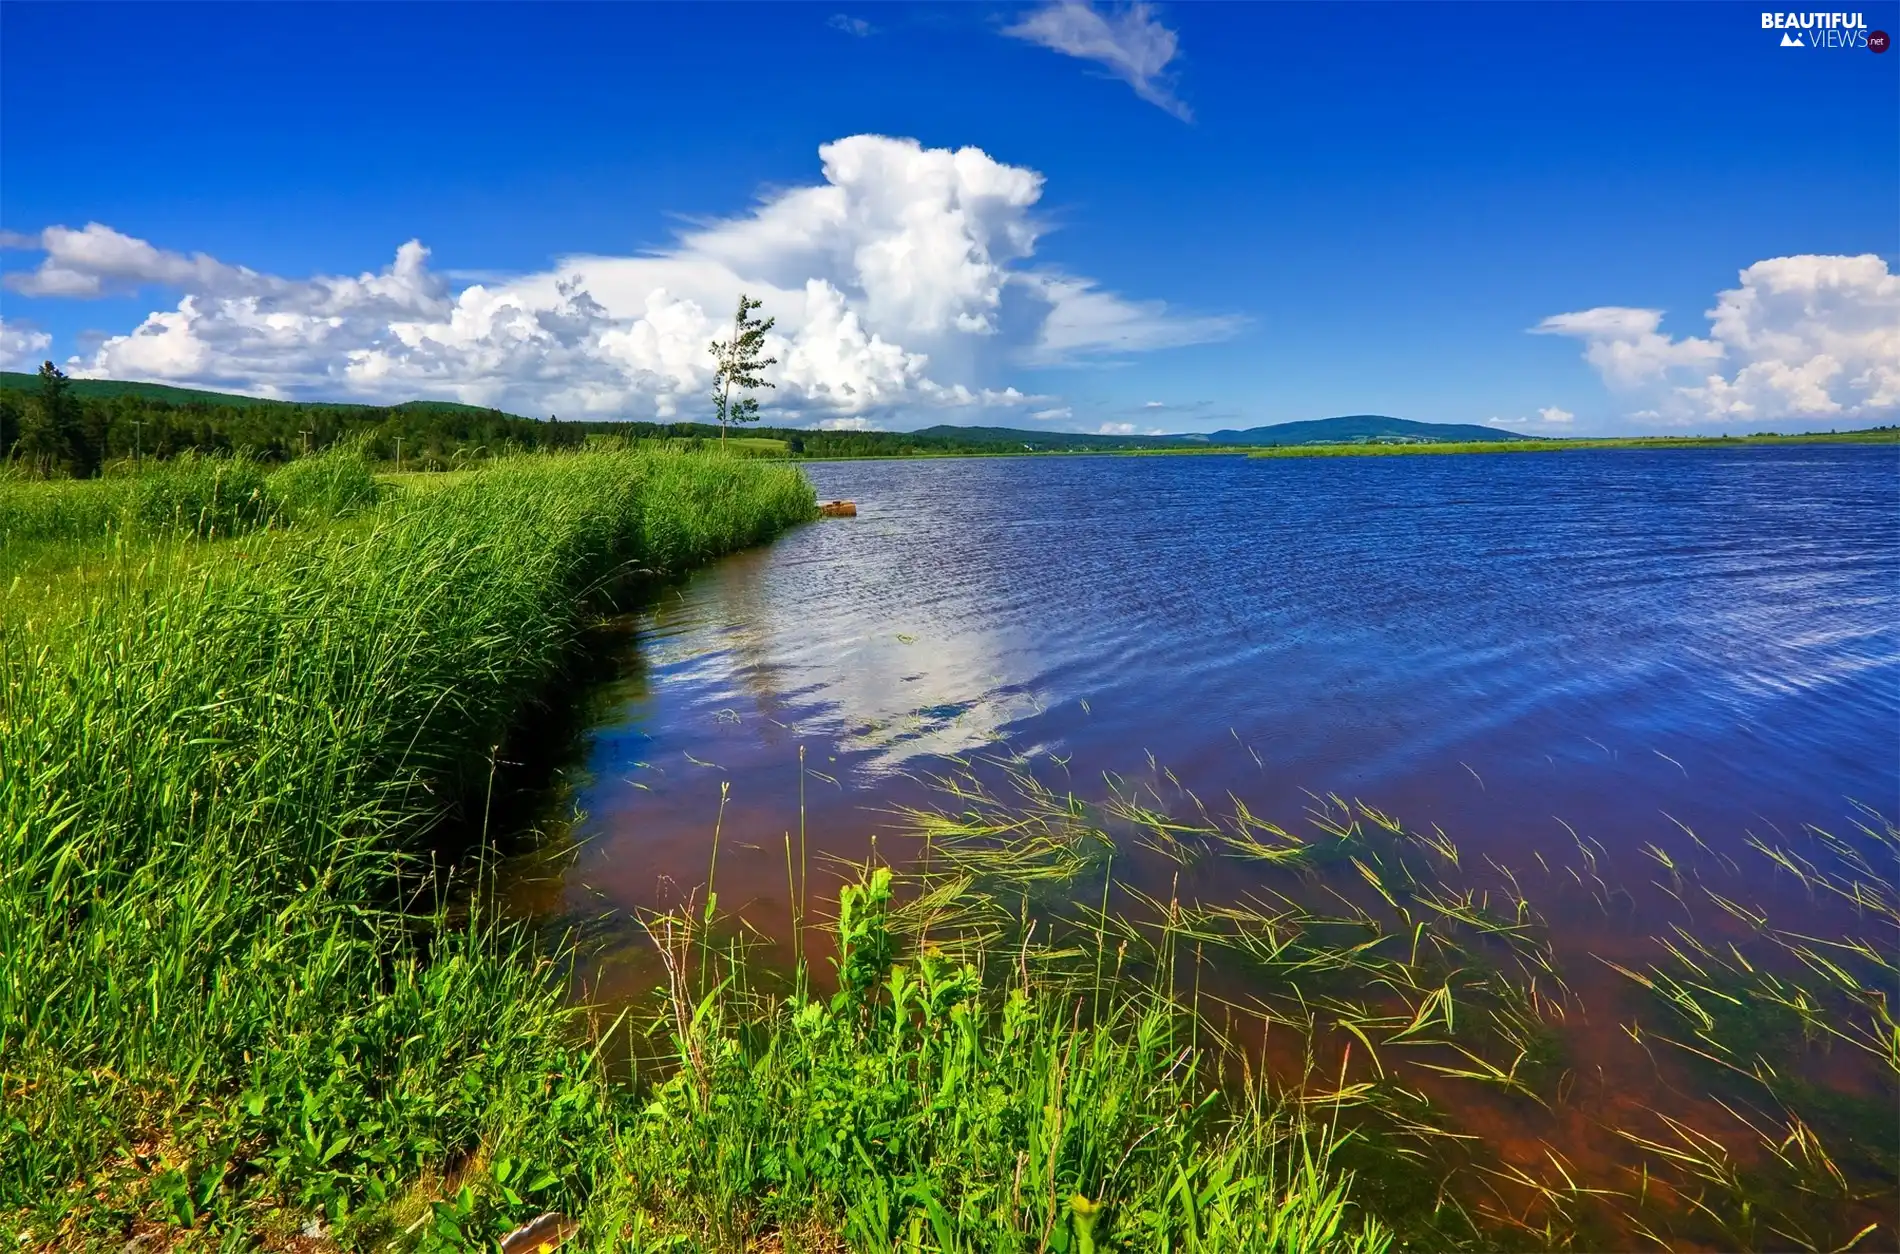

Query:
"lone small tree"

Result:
[[708, 294, 777, 447]]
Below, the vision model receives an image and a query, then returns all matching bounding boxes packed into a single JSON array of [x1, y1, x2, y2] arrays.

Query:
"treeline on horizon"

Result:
[[0, 365, 1137, 477], [9, 366, 1893, 479], [0, 364, 596, 477]]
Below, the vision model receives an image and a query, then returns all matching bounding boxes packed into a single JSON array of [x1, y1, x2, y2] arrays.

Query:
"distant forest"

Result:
[[0, 365, 1153, 476], [1, 364, 621, 477]]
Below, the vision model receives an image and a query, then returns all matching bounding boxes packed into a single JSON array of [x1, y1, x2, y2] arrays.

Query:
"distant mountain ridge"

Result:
[[911, 414, 1539, 448], [1191, 414, 1537, 446]]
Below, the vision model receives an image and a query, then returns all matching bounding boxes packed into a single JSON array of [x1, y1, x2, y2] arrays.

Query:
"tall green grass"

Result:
[[121, 452, 280, 537], [598, 870, 1389, 1252], [260, 443, 383, 524], [0, 449, 816, 1246], [1, 446, 383, 555], [0, 474, 132, 547]]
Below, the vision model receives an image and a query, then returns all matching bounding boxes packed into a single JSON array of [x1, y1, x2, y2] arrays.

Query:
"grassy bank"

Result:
[[1, 448, 804, 1246], [0, 450, 1391, 1252], [1245, 429, 1900, 459]]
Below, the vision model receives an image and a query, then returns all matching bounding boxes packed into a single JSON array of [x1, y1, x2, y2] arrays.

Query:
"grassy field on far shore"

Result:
[[1244, 428, 1900, 459]]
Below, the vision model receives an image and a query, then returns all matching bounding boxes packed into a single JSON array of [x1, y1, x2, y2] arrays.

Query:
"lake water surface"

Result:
[[512, 445, 1896, 911], [502, 445, 1899, 1240]]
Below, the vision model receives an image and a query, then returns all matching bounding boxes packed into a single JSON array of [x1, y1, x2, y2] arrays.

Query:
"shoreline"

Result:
[[326, 432, 1900, 477], [753, 428, 1899, 465], [1243, 429, 1899, 459]]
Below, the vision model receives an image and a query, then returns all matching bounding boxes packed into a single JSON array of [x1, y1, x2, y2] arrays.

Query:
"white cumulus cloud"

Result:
[[1004, 1, 1191, 120], [0, 318, 53, 370], [5, 222, 273, 299], [1536, 254, 1900, 424], [2, 135, 1232, 424], [1487, 406, 1575, 429]]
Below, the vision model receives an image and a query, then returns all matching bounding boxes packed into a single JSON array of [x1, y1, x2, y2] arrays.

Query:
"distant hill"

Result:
[[0, 372, 506, 416], [914, 415, 1539, 449], [1194, 415, 1539, 446], [1, 373, 322, 409]]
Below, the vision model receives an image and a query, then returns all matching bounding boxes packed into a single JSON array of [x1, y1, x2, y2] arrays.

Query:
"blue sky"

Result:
[[2, 2, 1895, 435]]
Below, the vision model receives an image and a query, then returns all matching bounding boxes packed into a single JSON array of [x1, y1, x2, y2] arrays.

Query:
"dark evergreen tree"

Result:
[[0, 390, 21, 458], [13, 362, 76, 476]]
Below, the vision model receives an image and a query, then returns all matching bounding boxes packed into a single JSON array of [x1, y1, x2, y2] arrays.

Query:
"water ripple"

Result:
[[550, 445, 1899, 902]]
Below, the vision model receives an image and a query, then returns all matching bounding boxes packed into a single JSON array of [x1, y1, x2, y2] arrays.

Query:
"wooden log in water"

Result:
[[499, 1212, 579, 1254], [819, 500, 858, 517]]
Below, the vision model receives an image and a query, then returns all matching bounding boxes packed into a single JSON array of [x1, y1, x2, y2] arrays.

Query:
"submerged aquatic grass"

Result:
[[861, 753, 1897, 1251]]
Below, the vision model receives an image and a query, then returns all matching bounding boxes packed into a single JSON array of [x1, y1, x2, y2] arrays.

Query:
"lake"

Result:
[[501, 444, 1899, 1242]]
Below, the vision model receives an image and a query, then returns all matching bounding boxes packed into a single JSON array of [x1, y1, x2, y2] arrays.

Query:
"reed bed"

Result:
[[1, 449, 820, 1247]]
